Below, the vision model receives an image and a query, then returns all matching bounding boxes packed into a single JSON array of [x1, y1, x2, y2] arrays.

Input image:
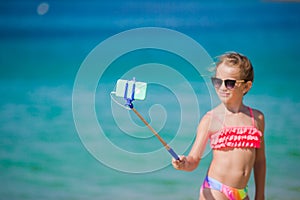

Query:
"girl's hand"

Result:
[[172, 155, 187, 170]]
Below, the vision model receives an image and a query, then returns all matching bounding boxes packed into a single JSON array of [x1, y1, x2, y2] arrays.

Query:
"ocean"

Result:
[[1, 0, 300, 199]]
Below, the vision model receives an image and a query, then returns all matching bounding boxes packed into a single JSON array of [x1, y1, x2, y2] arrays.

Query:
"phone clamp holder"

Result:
[[124, 77, 135, 109]]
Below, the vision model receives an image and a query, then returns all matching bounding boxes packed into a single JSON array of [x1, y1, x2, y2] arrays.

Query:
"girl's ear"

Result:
[[243, 81, 253, 94]]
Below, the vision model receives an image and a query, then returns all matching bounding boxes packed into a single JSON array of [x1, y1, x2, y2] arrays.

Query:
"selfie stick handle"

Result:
[[131, 107, 180, 161]]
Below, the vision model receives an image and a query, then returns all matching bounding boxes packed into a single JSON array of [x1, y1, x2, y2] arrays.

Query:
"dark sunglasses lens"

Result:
[[224, 80, 236, 89], [211, 78, 222, 88]]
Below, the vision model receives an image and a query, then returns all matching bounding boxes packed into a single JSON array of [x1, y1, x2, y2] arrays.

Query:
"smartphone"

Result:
[[115, 79, 147, 100]]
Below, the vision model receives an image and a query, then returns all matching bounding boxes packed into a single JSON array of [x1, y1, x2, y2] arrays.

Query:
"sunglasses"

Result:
[[211, 77, 245, 90]]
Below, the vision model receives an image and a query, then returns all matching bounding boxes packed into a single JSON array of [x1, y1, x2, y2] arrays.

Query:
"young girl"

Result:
[[172, 52, 266, 200]]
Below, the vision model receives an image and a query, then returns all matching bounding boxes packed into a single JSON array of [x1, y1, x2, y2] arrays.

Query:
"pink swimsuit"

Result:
[[201, 107, 262, 200], [209, 107, 262, 150]]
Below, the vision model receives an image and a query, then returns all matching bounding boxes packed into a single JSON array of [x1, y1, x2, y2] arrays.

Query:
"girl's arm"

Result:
[[172, 113, 211, 171], [254, 111, 266, 200]]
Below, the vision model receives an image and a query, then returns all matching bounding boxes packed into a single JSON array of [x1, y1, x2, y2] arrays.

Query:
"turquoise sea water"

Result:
[[1, 1, 300, 199]]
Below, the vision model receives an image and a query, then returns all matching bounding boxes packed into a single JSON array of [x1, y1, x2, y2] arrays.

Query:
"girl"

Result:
[[172, 52, 266, 200]]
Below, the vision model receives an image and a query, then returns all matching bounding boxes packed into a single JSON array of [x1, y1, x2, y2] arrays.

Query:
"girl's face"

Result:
[[214, 63, 249, 104]]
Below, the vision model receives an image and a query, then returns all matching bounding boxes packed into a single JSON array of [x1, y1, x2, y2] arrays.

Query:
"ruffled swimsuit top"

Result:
[[209, 107, 262, 150]]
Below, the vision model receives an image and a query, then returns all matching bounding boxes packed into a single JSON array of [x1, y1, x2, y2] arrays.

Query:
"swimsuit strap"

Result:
[[248, 107, 255, 127]]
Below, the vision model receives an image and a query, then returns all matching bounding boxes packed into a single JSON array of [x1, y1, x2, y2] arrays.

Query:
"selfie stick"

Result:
[[124, 78, 180, 161]]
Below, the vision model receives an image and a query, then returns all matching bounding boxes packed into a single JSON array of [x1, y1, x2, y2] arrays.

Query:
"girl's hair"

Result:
[[216, 52, 254, 82]]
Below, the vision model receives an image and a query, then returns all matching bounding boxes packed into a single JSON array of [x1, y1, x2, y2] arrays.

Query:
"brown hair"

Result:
[[216, 52, 254, 82]]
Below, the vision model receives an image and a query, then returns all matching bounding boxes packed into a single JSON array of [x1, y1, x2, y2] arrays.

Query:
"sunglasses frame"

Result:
[[211, 77, 245, 90]]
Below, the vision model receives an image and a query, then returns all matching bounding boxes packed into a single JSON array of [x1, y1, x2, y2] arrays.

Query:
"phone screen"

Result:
[[115, 79, 147, 100]]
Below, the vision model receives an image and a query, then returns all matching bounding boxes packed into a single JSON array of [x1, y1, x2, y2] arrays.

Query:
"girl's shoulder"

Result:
[[251, 107, 264, 119], [250, 107, 265, 133], [201, 106, 224, 134]]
